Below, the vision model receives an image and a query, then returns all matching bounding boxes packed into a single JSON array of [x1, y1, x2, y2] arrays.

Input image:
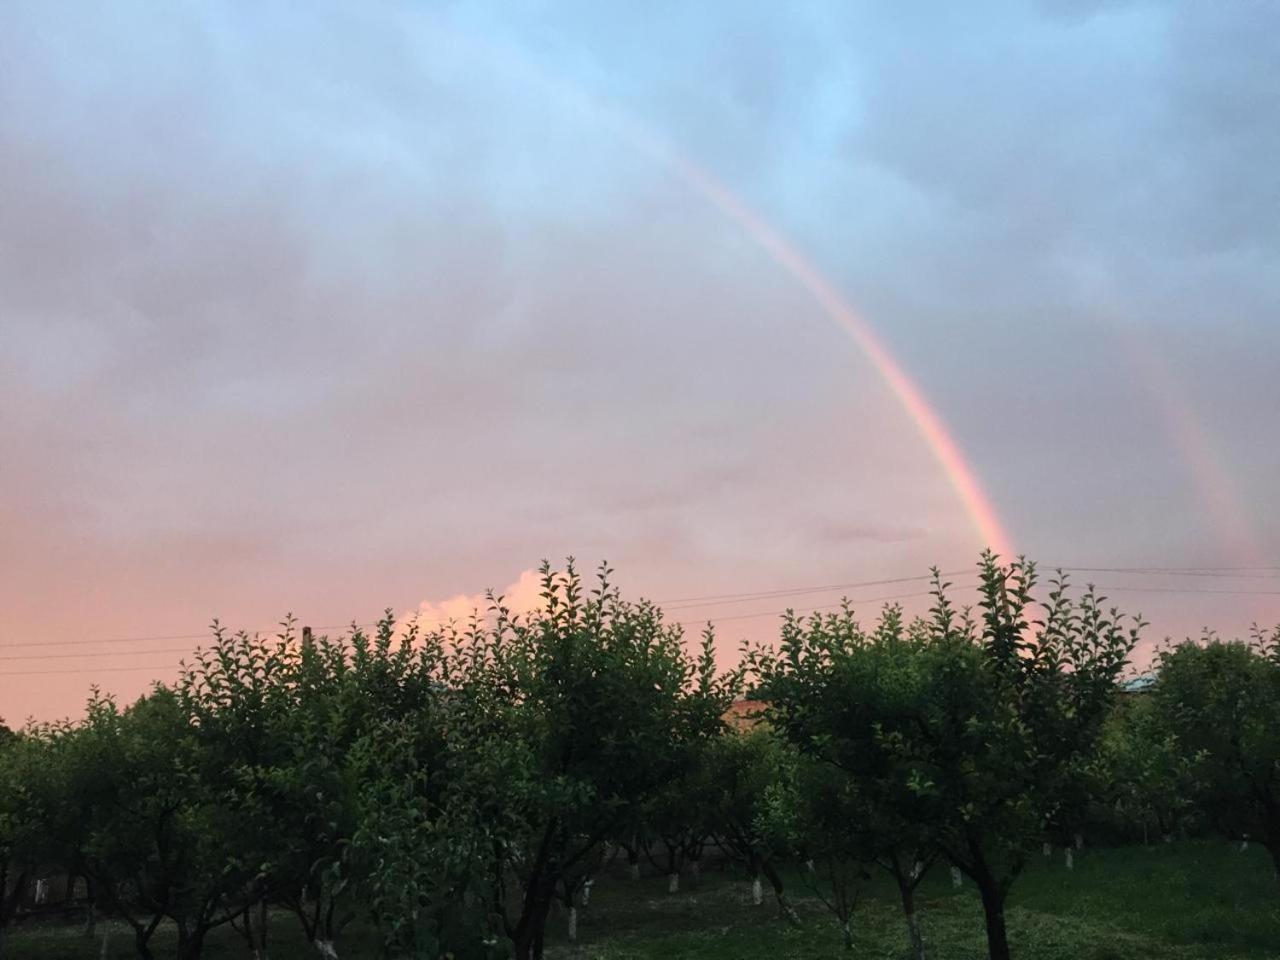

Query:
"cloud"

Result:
[[1, 1, 1277, 721], [400, 568, 546, 633]]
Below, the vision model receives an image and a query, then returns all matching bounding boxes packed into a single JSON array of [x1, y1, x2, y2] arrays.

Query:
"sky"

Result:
[[2, 1, 1278, 723]]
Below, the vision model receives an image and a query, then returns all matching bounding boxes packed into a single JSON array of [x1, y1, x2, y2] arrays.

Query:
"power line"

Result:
[[1059, 566, 1280, 579], [1, 564, 1276, 666], [655, 571, 971, 608], [0, 663, 183, 678], [0, 646, 199, 662], [1093, 584, 1280, 597], [0, 622, 373, 651], [657, 565, 1278, 610], [672, 589, 939, 627]]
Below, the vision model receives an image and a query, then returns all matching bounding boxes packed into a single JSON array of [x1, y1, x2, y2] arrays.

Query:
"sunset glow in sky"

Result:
[[2, 1, 1278, 722]]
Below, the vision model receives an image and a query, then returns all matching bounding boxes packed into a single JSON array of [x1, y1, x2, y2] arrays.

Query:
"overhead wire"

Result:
[[1, 564, 1276, 675]]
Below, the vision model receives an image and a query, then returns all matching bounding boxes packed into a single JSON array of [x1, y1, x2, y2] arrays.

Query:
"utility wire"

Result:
[[656, 571, 970, 607], [1092, 584, 1280, 597], [673, 589, 939, 626], [2, 566, 1277, 669], [1056, 566, 1280, 579], [0, 622, 375, 651], [0, 646, 199, 662], [0, 663, 184, 678]]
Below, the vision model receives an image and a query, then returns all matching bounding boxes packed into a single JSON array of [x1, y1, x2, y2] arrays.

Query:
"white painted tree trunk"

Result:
[[630, 863, 640, 881], [568, 906, 578, 942], [805, 859, 816, 874], [99, 930, 110, 960], [1042, 841, 1051, 857], [668, 872, 679, 894], [911, 860, 924, 881], [1241, 839, 1250, 852], [1065, 848, 1074, 871], [951, 866, 962, 889], [582, 879, 594, 905], [314, 939, 338, 960], [751, 876, 763, 906], [1074, 832, 1084, 850]]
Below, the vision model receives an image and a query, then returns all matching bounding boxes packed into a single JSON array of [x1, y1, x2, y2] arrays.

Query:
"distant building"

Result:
[[722, 699, 768, 732], [1120, 673, 1157, 694]]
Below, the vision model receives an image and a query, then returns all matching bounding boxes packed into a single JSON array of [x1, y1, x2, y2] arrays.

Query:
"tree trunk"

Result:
[[567, 906, 578, 942], [512, 880, 555, 960], [1266, 840, 1280, 893], [246, 899, 269, 960], [906, 910, 926, 960], [175, 923, 207, 960], [79, 876, 98, 939], [256, 898, 269, 960], [976, 878, 1011, 960], [950, 867, 963, 889], [897, 875, 926, 960], [313, 940, 338, 960], [842, 920, 853, 951], [134, 927, 157, 960], [760, 860, 800, 927], [667, 872, 679, 894]]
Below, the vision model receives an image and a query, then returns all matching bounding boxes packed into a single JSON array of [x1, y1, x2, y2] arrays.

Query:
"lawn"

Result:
[[6, 841, 1278, 959]]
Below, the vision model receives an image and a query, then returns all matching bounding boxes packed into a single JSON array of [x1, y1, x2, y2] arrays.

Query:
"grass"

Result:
[[6, 841, 1279, 959]]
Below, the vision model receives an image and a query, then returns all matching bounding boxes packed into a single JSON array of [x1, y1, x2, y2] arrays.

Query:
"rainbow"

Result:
[[651, 150, 1015, 559], [414, 15, 1017, 558], [1111, 322, 1264, 567]]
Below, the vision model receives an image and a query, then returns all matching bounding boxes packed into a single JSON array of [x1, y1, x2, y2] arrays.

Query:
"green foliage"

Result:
[[0, 727, 50, 936], [431, 560, 734, 960], [46, 687, 256, 960], [344, 716, 508, 960], [703, 727, 794, 873], [1152, 629, 1280, 882], [21, 556, 1280, 960], [178, 613, 506, 959], [753, 553, 1141, 960], [1092, 693, 1197, 844]]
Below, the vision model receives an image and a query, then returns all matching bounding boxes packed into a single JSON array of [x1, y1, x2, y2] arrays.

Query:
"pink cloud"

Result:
[[398, 568, 545, 633]]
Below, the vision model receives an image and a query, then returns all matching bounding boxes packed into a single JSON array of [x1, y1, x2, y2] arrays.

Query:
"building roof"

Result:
[[722, 699, 769, 731], [1120, 673, 1157, 694]]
